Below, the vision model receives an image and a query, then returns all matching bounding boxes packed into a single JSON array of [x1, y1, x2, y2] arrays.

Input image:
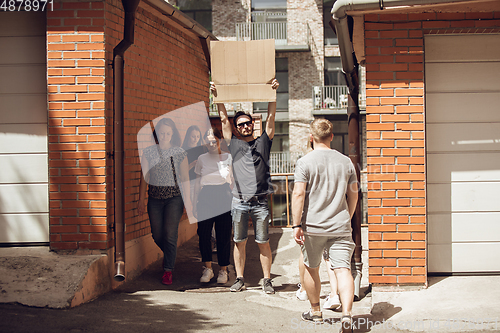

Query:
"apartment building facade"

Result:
[[177, 0, 367, 225], [178, 0, 500, 288]]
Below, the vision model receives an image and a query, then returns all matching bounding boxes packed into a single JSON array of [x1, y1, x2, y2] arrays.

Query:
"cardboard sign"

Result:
[[211, 39, 276, 103]]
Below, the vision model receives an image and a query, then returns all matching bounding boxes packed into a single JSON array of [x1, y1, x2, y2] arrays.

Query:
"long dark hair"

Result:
[[153, 118, 181, 147], [204, 127, 229, 152], [181, 125, 203, 150], [203, 127, 222, 141]]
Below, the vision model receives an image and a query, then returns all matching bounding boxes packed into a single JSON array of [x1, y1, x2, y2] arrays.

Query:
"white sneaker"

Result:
[[323, 294, 341, 310], [296, 283, 308, 301], [200, 267, 214, 283], [217, 269, 228, 284]]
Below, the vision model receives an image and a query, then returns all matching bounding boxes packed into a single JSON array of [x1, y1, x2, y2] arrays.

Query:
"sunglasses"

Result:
[[237, 120, 253, 128]]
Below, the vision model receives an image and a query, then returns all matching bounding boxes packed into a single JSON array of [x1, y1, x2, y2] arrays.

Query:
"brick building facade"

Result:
[[1, 0, 213, 304], [356, 4, 500, 286], [47, 0, 210, 252], [211, 0, 334, 155]]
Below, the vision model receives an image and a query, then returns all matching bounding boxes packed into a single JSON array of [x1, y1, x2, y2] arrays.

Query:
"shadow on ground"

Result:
[[117, 227, 285, 294], [0, 291, 227, 333]]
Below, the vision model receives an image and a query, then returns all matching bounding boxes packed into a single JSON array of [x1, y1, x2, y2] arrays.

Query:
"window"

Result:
[[254, 58, 288, 112], [252, 0, 286, 10], [271, 122, 289, 153], [323, 0, 338, 46], [251, 0, 286, 42], [328, 115, 349, 155], [178, 0, 212, 32], [325, 57, 345, 86]]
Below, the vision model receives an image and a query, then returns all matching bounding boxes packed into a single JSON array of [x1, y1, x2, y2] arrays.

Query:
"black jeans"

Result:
[[196, 184, 232, 266]]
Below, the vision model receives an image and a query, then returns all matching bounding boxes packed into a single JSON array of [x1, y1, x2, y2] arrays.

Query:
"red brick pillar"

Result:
[[365, 14, 426, 286], [47, 1, 108, 251]]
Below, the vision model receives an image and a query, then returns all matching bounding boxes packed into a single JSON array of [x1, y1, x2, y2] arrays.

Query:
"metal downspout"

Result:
[[330, 0, 481, 296], [113, 0, 140, 282]]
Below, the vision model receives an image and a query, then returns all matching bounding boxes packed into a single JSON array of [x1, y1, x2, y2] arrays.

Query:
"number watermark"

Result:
[[1, 0, 53, 11]]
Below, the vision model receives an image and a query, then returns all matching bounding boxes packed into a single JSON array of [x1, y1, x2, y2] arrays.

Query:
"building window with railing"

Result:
[[237, 0, 310, 51]]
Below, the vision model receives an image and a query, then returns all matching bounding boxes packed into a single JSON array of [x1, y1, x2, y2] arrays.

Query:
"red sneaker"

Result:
[[161, 271, 172, 285]]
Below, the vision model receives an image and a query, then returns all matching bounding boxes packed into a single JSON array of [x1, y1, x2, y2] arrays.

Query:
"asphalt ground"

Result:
[[1, 227, 500, 332]]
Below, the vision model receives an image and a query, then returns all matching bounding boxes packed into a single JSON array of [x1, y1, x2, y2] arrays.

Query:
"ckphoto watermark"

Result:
[[290, 317, 499, 331], [1, 0, 53, 11]]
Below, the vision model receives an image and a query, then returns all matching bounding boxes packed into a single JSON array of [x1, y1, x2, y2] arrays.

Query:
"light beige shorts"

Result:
[[301, 234, 355, 269]]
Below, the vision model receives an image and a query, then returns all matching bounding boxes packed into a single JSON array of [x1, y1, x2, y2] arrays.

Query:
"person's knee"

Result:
[[257, 241, 271, 253], [235, 239, 247, 248], [304, 264, 321, 273], [334, 267, 353, 281]]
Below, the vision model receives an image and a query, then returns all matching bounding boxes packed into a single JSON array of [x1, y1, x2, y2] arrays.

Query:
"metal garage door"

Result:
[[0, 12, 49, 245], [426, 34, 500, 273]]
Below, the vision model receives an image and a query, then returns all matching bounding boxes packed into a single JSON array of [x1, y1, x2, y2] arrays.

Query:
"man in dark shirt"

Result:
[[210, 79, 279, 294]]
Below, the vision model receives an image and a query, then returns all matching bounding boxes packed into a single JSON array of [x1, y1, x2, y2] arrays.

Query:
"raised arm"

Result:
[[210, 82, 232, 145], [266, 79, 280, 140]]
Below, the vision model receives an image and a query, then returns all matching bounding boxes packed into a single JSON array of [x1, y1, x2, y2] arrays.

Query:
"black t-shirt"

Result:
[[229, 131, 273, 197]]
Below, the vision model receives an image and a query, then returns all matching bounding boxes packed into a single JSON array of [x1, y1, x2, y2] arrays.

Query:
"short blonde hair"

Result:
[[310, 118, 333, 142]]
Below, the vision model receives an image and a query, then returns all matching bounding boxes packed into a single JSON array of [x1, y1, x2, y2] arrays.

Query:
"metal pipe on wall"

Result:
[[111, 0, 214, 283], [113, 0, 140, 282]]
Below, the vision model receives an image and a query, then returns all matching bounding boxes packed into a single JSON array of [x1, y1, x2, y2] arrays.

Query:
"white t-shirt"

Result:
[[194, 152, 232, 187]]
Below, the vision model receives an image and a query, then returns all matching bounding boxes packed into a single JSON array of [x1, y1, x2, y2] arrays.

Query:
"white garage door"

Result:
[[426, 34, 500, 273], [0, 12, 49, 245]]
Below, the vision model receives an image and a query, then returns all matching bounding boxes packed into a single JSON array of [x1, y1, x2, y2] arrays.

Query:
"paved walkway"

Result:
[[1, 227, 500, 332]]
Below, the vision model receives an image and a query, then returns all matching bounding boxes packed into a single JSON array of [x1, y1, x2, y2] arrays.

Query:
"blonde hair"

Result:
[[310, 118, 333, 142]]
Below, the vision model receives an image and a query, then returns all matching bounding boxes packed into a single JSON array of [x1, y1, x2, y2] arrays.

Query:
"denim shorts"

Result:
[[231, 196, 270, 244], [301, 235, 355, 269]]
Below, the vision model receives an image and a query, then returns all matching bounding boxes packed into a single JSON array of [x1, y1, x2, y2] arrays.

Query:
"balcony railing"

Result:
[[269, 151, 302, 174], [236, 22, 311, 51], [312, 85, 366, 112]]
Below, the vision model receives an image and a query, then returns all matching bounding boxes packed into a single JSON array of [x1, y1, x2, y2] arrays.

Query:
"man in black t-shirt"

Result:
[[210, 79, 279, 294]]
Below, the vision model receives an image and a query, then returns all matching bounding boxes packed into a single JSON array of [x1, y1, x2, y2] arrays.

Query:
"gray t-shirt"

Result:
[[294, 149, 357, 236]]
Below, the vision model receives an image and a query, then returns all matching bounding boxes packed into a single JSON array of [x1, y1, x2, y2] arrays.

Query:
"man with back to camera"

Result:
[[210, 78, 279, 294], [291, 118, 358, 332]]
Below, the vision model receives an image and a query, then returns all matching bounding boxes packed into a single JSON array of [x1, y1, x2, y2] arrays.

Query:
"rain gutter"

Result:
[[329, 0, 482, 295], [113, 0, 140, 282]]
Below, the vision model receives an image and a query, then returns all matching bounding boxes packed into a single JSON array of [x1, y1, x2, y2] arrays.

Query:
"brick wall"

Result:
[[105, 0, 210, 246], [364, 11, 500, 285], [287, 0, 323, 155], [212, 0, 250, 41], [47, 0, 210, 251], [47, 0, 107, 251]]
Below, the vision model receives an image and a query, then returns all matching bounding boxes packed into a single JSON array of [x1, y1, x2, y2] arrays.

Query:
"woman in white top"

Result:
[[193, 127, 233, 284]]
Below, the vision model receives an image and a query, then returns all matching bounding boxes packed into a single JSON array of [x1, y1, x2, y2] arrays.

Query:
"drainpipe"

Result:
[[330, 0, 481, 296], [113, 0, 140, 282]]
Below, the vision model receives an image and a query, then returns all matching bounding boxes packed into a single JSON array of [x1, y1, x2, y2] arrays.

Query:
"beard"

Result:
[[239, 129, 253, 137]]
